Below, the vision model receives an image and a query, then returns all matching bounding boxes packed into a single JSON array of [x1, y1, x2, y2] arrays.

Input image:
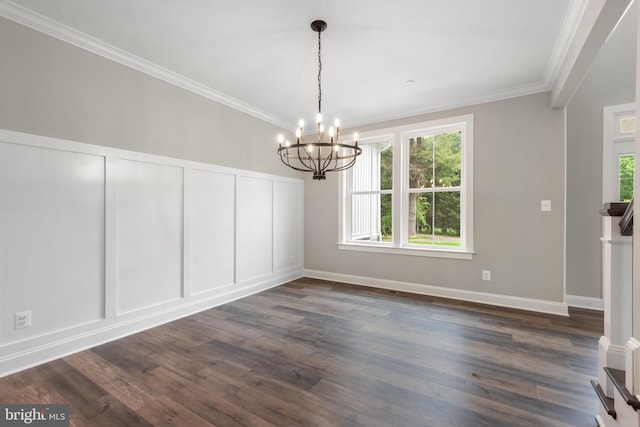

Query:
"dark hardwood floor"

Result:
[[0, 278, 603, 426]]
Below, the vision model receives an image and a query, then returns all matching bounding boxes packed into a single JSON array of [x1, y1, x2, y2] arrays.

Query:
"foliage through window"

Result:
[[619, 154, 634, 202], [408, 132, 461, 246], [340, 115, 473, 258]]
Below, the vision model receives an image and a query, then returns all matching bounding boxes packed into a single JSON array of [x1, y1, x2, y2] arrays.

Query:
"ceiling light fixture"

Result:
[[277, 20, 361, 180]]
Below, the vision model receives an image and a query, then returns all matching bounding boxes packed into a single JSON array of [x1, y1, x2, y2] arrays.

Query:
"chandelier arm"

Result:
[[279, 150, 308, 172], [326, 156, 358, 172], [320, 147, 336, 171], [279, 146, 317, 174], [301, 144, 318, 171], [281, 151, 316, 174]]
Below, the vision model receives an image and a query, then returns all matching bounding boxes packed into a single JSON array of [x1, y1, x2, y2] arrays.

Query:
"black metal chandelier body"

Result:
[[277, 20, 362, 180]]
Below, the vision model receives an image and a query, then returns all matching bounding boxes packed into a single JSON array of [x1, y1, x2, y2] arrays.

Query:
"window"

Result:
[[603, 104, 635, 203], [407, 130, 462, 246], [340, 115, 473, 259], [349, 138, 393, 242]]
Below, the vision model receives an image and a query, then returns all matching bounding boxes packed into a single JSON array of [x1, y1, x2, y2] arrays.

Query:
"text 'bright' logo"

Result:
[[1, 405, 68, 426], [4, 408, 47, 424]]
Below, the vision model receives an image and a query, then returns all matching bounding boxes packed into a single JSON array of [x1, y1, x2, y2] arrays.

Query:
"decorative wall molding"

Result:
[[0, 270, 301, 378], [0, 128, 304, 377], [304, 269, 569, 316]]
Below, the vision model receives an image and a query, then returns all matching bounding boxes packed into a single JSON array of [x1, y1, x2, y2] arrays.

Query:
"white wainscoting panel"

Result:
[[0, 141, 105, 344], [236, 176, 273, 284], [274, 180, 303, 272], [0, 129, 303, 377], [190, 169, 236, 294], [115, 159, 184, 314]]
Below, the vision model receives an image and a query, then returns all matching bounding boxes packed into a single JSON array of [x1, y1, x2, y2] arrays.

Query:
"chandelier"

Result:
[[277, 20, 362, 180]]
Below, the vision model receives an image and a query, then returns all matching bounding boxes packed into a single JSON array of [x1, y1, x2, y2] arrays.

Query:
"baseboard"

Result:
[[566, 294, 604, 311], [304, 269, 569, 316], [0, 271, 303, 378]]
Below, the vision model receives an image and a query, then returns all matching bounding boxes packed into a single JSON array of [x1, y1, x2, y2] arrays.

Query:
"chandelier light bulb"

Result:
[[329, 127, 335, 137], [316, 113, 322, 123], [307, 144, 314, 152], [334, 119, 340, 128], [298, 119, 305, 128], [296, 128, 302, 138], [353, 132, 359, 142], [277, 134, 284, 144], [285, 140, 291, 147], [319, 124, 325, 133]]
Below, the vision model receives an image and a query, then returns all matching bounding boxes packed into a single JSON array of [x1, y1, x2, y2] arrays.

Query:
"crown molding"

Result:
[[344, 81, 550, 130], [544, 0, 590, 88], [0, 0, 290, 129], [0, 0, 588, 130]]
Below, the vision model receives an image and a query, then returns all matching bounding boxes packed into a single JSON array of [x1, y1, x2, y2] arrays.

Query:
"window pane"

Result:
[[352, 142, 393, 192], [409, 136, 434, 189], [409, 132, 462, 190], [351, 194, 392, 242], [407, 191, 460, 246], [619, 154, 634, 202], [434, 192, 461, 246], [434, 132, 462, 187], [408, 192, 433, 244]]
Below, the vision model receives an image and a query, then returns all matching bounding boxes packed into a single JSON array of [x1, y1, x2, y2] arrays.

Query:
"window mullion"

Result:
[[395, 131, 404, 248]]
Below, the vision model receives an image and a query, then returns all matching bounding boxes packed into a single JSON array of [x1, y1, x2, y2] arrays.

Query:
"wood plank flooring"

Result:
[[0, 278, 603, 426]]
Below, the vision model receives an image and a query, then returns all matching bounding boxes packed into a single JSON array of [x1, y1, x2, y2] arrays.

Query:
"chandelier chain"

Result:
[[317, 30, 322, 115]]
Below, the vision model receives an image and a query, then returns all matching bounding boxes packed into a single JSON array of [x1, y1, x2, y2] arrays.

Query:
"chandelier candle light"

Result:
[[277, 20, 361, 180]]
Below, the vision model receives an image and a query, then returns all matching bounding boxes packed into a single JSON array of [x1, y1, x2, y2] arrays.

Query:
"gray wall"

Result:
[[305, 92, 566, 303], [566, 7, 636, 299], [0, 17, 298, 178]]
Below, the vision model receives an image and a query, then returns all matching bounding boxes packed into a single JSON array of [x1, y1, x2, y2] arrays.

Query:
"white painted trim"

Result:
[[566, 294, 604, 310], [104, 156, 117, 319], [595, 414, 606, 427], [545, 0, 590, 87], [603, 103, 636, 203], [0, 0, 290, 130], [304, 269, 569, 316], [0, 127, 304, 377], [0, 128, 300, 185], [0, 271, 302, 378], [337, 243, 473, 260], [563, 106, 568, 306], [626, 337, 640, 395]]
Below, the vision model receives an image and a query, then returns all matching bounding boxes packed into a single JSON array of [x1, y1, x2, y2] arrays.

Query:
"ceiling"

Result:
[[1, 0, 587, 130]]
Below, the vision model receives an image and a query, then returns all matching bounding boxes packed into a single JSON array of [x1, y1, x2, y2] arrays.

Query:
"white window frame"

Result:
[[339, 114, 474, 260], [343, 135, 395, 245], [602, 103, 635, 203]]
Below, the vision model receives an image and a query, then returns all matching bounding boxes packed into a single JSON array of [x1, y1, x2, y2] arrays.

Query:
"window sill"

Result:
[[337, 243, 474, 260]]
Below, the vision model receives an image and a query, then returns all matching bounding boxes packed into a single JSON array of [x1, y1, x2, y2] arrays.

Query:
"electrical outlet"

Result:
[[541, 200, 551, 212], [482, 270, 491, 281], [15, 311, 31, 329]]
